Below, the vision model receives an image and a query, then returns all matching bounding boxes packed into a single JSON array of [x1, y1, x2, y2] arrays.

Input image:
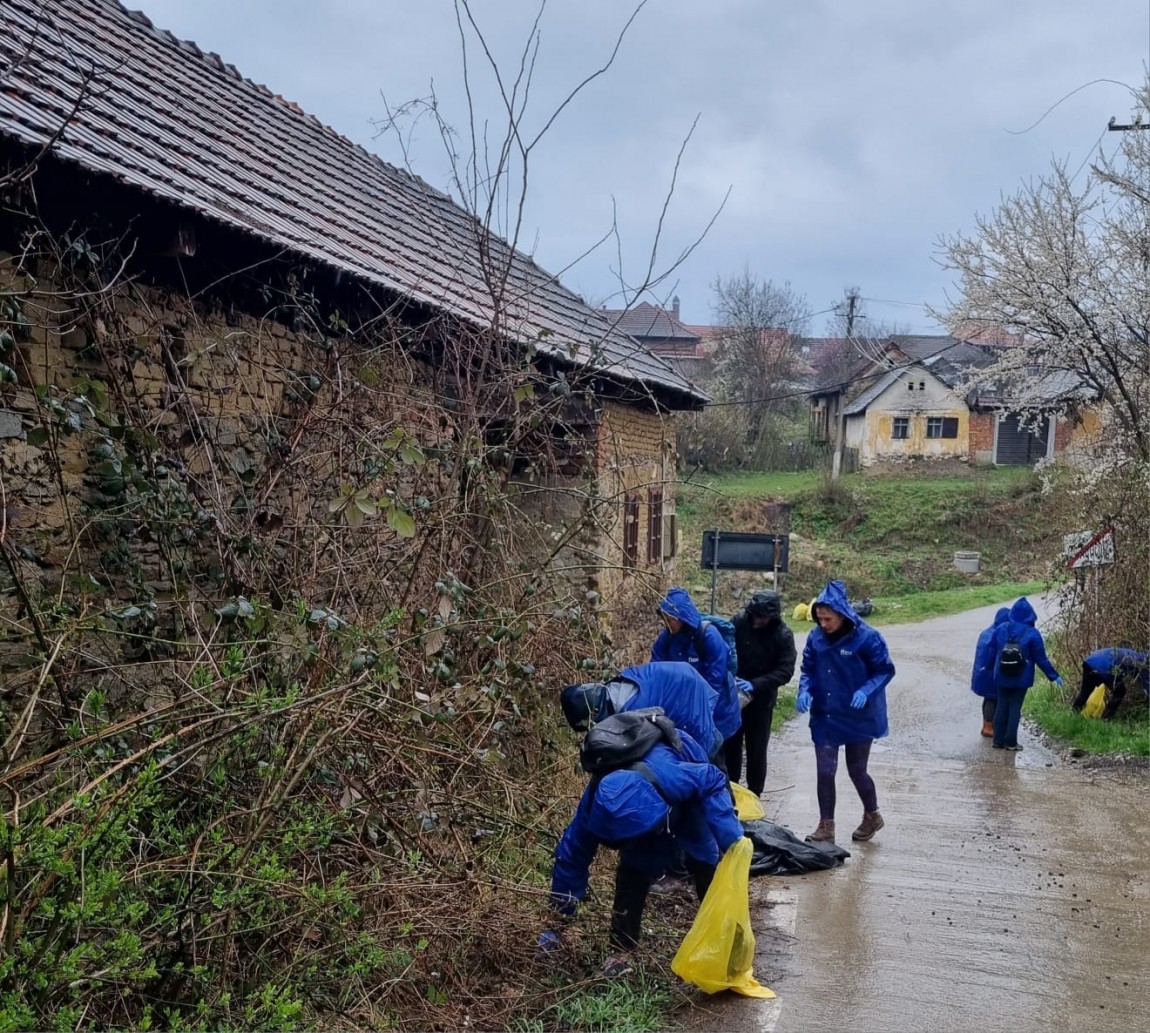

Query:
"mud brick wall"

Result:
[[594, 399, 678, 664], [0, 256, 683, 682], [0, 256, 448, 665]]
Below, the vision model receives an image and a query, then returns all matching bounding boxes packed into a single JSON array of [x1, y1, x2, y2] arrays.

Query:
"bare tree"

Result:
[[708, 272, 810, 462]]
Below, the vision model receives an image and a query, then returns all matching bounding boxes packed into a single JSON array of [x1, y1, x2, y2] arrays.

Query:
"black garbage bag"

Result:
[[744, 819, 850, 876]]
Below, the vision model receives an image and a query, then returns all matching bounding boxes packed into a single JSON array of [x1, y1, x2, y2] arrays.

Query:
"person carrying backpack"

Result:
[[970, 607, 1010, 738], [560, 662, 724, 763], [651, 587, 741, 765], [541, 718, 744, 978], [730, 591, 797, 795], [990, 597, 1062, 751]]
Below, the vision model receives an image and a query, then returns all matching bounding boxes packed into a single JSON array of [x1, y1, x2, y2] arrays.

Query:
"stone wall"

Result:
[[0, 253, 681, 681], [0, 256, 451, 627]]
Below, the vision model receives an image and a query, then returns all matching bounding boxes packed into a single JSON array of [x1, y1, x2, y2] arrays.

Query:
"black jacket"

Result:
[[733, 611, 797, 707]]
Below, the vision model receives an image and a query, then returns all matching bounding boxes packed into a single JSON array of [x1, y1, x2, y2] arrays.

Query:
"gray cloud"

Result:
[[138, 0, 1147, 331]]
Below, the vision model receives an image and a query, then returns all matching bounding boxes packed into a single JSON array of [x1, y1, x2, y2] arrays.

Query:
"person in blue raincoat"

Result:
[[560, 662, 723, 762], [795, 580, 896, 844], [1071, 648, 1149, 718], [651, 587, 741, 769], [990, 597, 1062, 751], [542, 728, 744, 977], [970, 607, 1011, 738]]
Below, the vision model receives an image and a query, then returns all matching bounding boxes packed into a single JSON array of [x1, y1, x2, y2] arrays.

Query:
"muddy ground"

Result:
[[691, 596, 1150, 1033]]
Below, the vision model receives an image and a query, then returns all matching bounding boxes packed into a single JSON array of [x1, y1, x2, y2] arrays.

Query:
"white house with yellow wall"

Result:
[[842, 364, 969, 465]]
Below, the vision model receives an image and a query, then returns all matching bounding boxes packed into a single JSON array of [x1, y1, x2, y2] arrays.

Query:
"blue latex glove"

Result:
[[850, 689, 868, 709], [538, 930, 562, 954], [795, 690, 812, 714], [1053, 676, 1064, 689]]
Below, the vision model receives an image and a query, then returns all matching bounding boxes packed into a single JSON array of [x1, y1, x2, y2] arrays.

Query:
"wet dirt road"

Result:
[[696, 597, 1150, 1033]]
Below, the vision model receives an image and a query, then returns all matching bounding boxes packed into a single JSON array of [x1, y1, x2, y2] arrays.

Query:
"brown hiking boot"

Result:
[[981, 721, 994, 738], [805, 819, 835, 843], [852, 811, 884, 841]]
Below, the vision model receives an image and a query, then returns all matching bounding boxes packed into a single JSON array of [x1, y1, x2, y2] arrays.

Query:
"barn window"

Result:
[[647, 489, 664, 564], [623, 494, 639, 566]]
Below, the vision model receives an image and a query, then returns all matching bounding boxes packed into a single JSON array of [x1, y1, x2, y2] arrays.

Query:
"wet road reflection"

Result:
[[696, 599, 1150, 1033]]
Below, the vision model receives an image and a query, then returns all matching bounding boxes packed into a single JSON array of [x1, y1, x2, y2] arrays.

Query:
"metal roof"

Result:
[[0, 0, 706, 407]]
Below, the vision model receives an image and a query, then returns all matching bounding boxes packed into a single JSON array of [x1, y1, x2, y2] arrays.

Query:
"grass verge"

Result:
[[1025, 680, 1149, 757]]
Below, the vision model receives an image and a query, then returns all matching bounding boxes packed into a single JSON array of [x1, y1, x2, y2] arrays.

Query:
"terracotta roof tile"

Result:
[[0, 0, 705, 406]]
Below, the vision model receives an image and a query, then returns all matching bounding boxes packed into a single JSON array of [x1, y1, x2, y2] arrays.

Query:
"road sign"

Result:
[[1064, 527, 1115, 569], [701, 531, 789, 573]]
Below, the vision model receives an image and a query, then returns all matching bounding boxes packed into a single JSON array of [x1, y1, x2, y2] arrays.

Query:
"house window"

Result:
[[927, 416, 959, 439], [647, 488, 664, 564], [907, 382, 914, 391], [892, 417, 909, 440], [623, 494, 639, 566], [919, 381, 925, 391]]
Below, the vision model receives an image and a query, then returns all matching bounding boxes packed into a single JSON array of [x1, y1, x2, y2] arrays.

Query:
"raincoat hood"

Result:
[[812, 580, 861, 626], [658, 587, 703, 631], [994, 607, 1010, 626], [745, 590, 782, 621], [1009, 598, 1038, 626], [560, 683, 605, 731], [586, 770, 668, 841]]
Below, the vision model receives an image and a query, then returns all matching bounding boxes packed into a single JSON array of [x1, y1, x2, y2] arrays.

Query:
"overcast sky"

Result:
[[139, 1, 1148, 335]]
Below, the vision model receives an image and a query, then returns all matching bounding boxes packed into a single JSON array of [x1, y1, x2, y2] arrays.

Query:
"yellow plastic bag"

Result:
[[730, 782, 765, 822], [1082, 683, 1108, 719], [792, 602, 810, 622], [671, 838, 775, 998]]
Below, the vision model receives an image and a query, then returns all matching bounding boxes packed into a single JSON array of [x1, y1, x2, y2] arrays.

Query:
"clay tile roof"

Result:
[[0, 0, 706, 407], [600, 302, 701, 343]]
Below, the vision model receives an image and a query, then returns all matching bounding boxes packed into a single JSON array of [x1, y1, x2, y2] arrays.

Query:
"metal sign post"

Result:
[[709, 529, 721, 613], [700, 531, 791, 613]]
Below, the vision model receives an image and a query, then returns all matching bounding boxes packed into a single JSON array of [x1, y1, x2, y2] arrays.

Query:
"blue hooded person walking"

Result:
[[971, 607, 1011, 738], [990, 597, 1062, 751], [651, 587, 741, 768], [796, 580, 896, 844]]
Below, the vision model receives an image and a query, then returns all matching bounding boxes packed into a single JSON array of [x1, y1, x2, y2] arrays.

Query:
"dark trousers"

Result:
[[981, 697, 996, 723], [993, 685, 1027, 747], [1072, 662, 1124, 718], [610, 854, 716, 950], [725, 691, 775, 795]]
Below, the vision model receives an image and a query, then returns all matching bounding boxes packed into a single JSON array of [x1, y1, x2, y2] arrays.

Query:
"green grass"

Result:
[[863, 580, 1050, 625], [510, 976, 681, 1032], [1025, 680, 1150, 757]]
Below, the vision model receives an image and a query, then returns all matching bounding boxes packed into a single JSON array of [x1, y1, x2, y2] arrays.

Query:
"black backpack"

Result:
[[997, 640, 1026, 679], [579, 708, 682, 776]]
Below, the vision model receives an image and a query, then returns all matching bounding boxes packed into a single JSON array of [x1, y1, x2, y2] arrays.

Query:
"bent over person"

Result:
[[560, 661, 723, 763], [542, 728, 744, 978], [1071, 647, 1149, 719]]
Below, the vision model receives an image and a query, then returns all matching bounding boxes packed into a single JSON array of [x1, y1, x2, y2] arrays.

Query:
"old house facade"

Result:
[[0, 0, 704, 657], [809, 334, 1094, 469]]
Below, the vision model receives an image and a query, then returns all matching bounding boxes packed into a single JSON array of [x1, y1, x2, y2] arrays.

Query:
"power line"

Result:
[[701, 336, 980, 410]]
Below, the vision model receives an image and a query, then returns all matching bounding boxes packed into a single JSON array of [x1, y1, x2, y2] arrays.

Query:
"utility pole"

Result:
[[831, 289, 858, 482]]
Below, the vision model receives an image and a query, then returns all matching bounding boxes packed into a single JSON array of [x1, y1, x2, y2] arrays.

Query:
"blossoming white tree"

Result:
[[934, 80, 1149, 468]]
